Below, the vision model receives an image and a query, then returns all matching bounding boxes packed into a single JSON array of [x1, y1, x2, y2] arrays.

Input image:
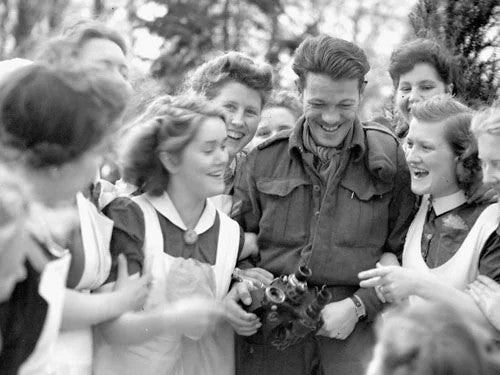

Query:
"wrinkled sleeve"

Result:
[[231, 151, 261, 234], [478, 229, 500, 283], [232, 151, 262, 268], [102, 197, 145, 283], [356, 145, 417, 321]]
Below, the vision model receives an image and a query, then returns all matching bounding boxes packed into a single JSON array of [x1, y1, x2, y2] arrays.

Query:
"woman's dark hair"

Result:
[[183, 51, 273, 107], [120, 95, 225, 196], [0, 64, 129, 168], [389, 38, 462, 95], [411, 96, 480, 194]]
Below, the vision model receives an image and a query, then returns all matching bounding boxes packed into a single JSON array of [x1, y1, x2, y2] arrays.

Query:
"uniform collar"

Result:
[[431, 190, 467, 216], [146, 191, 216, 234], [289, 116, 366, 161]]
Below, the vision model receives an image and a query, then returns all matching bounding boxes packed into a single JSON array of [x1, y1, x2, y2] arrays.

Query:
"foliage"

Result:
[[409, 0, 500, 106]]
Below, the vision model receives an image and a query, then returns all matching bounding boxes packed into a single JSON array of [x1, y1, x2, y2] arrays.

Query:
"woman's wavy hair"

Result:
[[120, 95, 225, 196], [37, 20, 127, 65], [411, 96, 480, 195], [372, 302, 490, 375], [183, 51, 273, 107], [389, 38, 462, 96], [0, 64, 129, 168]]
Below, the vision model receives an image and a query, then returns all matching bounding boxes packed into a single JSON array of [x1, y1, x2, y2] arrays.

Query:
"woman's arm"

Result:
[[359, 265, 494, 328], [61, 254, 151, 331], [98, 296, 224, 344]]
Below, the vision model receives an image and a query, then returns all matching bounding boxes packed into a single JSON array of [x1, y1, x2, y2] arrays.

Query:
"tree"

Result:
[[409, 0, 500, 106]]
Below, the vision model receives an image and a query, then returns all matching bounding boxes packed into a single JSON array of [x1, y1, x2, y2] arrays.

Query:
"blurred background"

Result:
[[0, 0, 498, 119]]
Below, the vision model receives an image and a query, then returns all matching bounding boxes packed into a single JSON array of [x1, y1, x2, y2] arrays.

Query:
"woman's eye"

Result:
[[399, 86, 411, 93], [246, 109, 258, 116], [421, 85, 435, 91], [223, 103, 237, 112]]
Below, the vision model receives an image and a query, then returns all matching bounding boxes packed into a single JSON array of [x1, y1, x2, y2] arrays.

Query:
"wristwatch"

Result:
[[350, 295, 367, 321]]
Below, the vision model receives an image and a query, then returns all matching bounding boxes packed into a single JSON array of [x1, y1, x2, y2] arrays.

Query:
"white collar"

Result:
[[145, 191, 216, 234], [431, 190, 467, 216]]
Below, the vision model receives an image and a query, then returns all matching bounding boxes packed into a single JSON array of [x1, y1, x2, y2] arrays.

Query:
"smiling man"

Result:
[[232, 35, 416, 375]]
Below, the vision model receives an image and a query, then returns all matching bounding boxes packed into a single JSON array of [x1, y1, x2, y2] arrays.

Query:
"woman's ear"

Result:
[[445, 83, 454, 95], [158, 151, 179, 174]]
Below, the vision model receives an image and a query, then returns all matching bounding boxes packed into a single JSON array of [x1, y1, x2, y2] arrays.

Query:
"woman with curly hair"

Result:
[[183, 51, 273, 194], [94, 96, 261, 375], [388, 38, 462, 139], [359, 96, 500, 326]]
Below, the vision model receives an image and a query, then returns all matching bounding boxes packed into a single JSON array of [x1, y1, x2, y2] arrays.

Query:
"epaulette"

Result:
[[362, 120, 397, 140], [256, 129, 292, 150]]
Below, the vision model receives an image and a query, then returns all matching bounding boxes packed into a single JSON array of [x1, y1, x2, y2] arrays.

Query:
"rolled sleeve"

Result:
[[102, 197, 145, 283]]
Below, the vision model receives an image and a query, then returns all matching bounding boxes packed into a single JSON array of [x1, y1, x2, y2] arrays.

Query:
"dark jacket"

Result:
[[233, 116, 416, 320]]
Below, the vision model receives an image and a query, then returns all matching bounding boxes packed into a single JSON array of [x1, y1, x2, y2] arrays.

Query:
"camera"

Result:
[[244, 265, 331, 350]]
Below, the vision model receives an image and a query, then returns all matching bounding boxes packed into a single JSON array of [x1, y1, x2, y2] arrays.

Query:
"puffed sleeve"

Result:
[[102, 197, 145, 283], [478, 229, 500, 283]]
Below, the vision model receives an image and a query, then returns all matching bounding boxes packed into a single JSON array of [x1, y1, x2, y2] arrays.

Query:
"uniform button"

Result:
[[313, 185, 320, 192], [315, 211, 320, 219], [426, 234, 433, 240]]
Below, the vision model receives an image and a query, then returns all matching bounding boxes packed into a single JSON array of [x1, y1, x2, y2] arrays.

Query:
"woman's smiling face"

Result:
[[395, 63, 451, 124], [209, 80, 262, 158]]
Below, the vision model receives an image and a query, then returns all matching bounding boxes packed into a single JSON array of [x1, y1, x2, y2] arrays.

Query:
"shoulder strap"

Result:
[[213, 206, 240, 299], [131, 195, 164, 277]]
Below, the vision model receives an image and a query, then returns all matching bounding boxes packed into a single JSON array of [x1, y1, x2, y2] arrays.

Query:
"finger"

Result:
[[241, 269, 274, 285], [469, 283, 490, 299], [375, 286, 386, 303], [115, 253, 129, 285], [236, 283, 253, 306], [359, 277, 383, 288], [469, 287, 486, 309], [358, 268, 390, 279], [476, 275, 500, 291]]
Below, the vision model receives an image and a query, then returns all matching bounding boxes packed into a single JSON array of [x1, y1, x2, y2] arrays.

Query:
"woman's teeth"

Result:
[[227, 130, 244, 140], [320, 123, 341, 132]]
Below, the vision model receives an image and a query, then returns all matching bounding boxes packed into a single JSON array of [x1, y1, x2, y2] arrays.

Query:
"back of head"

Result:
[[0, 64, 129, 168], [471, 106, 500, 137], [292, 34, 370, 92], [183, 51, 273, 105], [411, 96, 479, 193], [389, 38, 460, 94], [371, 302, 488, 375], [120, 95, 224, 196]]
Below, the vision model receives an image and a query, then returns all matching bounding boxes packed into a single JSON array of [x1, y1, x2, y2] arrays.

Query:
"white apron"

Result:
[[48, 193, 114, 375], [94, 193, 240, 375], [403, 196, 499, 301], [18, 253, 71, 375]]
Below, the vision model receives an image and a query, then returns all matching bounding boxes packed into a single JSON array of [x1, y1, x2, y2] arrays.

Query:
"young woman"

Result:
[[248, 90, 302, 149], [469, 106, 500, 331], [366, 302, 494, 375], [0, 63, 148, 375], [359, 96, 500, 325], [388, 38, 461, 139], [183, 51, 273, 196], [93, 96, 260, 375]]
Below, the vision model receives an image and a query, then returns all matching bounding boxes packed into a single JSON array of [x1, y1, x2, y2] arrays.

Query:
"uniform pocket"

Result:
[[255, 178, 311, 244], [337, 179, 393, 247]]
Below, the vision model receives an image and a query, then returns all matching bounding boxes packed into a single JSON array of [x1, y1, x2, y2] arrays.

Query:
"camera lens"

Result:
[[266, 286, 286, 304]]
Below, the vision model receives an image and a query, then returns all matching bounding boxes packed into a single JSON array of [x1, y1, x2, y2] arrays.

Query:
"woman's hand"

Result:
[[469, 275, 500, 331], [233, 267, 274, 287], [223, 281, 261, 336], [113, 253, 152, 312], [358, 263, 420, 303]]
